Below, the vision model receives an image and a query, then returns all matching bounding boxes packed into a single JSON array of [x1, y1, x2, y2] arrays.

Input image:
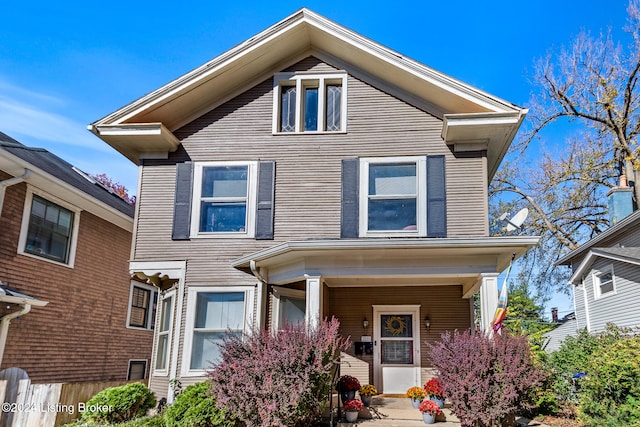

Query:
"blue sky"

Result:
[[0, 0, 632, 317]]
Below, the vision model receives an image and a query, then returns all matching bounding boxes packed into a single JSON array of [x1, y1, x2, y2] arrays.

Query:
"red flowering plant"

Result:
[[423, 378, 444, 399], [337, 375, 361, 392], [419, 399, 442, 415], [343, 399, 364, 412]]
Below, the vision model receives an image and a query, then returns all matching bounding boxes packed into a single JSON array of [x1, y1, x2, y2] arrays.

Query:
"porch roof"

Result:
[[232, 236, 539, 293]]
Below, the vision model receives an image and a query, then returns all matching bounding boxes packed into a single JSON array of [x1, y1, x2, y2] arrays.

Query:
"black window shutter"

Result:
[[426, 155, 447, 237], [172, 162, 193, 240], [255, 161, 276, 240], [341, 158, 359, 238]]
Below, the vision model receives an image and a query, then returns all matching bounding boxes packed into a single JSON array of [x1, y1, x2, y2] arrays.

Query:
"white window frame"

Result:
[[181, 286, 256, 377], [272, 71, 348, 134], [153, 290, 175, 377], [190, 161, 258, 238], [18, 187, 81, 268], [359, 156, 427, 237], [127, 359, 148, 380], [593, 265, 616, 300], [271, 286, 306, 331], [126, 281, 158, 330]]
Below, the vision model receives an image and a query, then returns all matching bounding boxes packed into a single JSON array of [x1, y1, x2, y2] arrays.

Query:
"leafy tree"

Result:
[[490, 0, 640, 296]]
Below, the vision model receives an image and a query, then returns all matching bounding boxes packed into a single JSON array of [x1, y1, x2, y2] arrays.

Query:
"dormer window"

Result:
[[273, 72, 347, 134]]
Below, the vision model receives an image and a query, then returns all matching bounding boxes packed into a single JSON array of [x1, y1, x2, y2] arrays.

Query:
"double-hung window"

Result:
[[154, 292, 174, 375], [19, 190, 80, 266], [127, 282, 158, 330], [359, 157, 427, 237], [183, 286, 255, 375], [274, 72, 347, 133], [271, 286, 306, 331], [593, 266, 616, 299], [191, 162, 257, 238]]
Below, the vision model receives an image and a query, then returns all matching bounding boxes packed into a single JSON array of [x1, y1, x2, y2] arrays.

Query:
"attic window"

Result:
[[593, 265, 616, 299], [273, 72, 347, 134]]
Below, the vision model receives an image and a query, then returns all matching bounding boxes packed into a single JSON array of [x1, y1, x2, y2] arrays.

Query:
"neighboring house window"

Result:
[[183, 286, 255, 375], [127, 282, 158, 330], [154, 292, 174, 375], [273, 72, 347, 133], [359, 156, 427, 237], [19, 190, 80, 266], [190, 162, 258, 238], [271, 287, 306, 331], [127, 360, 148, 380], [593, 266, 616, 299]]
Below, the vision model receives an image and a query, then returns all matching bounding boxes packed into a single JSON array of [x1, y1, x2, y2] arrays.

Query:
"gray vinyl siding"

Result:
[[543, 319, 578, 352], [574, 284, 588, 330], [583, 258, 640, 333]]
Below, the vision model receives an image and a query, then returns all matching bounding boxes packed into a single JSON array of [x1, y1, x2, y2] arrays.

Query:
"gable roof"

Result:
[[0, 131, 134, 230], [557, 209, 640, 267], [568, 246, 640, 285], [89, 8, 527, 179]]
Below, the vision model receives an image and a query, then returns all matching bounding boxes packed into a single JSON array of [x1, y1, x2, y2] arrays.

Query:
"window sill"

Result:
[[18, 251, 74, 268], [190, 233, 254, 239], [272, 130, 347, 136]]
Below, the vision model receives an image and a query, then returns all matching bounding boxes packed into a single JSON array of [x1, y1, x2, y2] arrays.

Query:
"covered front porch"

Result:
[[233, 236, 538, 394]]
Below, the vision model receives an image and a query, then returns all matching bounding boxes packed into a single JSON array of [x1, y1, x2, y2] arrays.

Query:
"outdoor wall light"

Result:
[[362, 317, 369, 329], [424, 316, 431, 331]]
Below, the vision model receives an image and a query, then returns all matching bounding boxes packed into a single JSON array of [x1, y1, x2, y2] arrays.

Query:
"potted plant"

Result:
[[337, 375, 361, 402], [359, 384, 377, 407], [406, 386, 426, 408], [423, 378, 445, 408], [419, 399, 442, 424], [343, 398, 364, 422]]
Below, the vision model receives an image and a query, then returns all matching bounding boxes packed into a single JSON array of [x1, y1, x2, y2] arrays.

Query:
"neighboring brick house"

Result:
[[89, 9, 538, 401], [0, 131, 154, 383]]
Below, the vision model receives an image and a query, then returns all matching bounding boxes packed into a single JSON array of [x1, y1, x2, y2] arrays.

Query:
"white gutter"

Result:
[[0, 304, 31, 366], [0, 169, 32, 215], [250, 260, 268, 330]]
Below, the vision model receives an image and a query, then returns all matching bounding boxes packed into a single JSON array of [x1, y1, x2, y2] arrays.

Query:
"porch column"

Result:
[[304, 274, 323, 328], [478, 273, 499, 332]]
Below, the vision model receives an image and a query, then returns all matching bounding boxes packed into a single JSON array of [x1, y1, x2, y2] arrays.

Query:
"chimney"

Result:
[[607, 174, 634, 225], [551, 307, 558, 323]]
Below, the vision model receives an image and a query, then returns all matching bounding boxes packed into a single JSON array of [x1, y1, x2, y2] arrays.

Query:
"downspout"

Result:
[[250, 260, 268, 330], [0, 169, 32, 215], [0, 304, 31, 367]]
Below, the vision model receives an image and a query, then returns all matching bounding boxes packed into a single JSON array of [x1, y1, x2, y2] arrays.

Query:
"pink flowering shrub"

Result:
[[209, 317, 350, 427], [427, 330, 547, 427]]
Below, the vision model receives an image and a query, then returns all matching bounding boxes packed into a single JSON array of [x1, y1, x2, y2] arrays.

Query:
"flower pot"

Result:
[[345, 410, 358, 422], [411, 398, 423, 409], [422, 412, 436, 424], [341, 390, 356, 403], [429, 396, 444, 408], [361, 395, 372, 407]]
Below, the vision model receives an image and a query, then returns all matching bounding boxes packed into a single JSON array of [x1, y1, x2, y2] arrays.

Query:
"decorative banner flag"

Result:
[[491, 253, 515, 333]]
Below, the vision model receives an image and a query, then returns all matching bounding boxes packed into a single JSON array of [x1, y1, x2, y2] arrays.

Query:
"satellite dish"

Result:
[[499, 208, 529, 232]]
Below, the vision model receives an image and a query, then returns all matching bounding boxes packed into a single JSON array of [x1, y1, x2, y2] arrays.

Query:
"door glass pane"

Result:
[[381, 315, 413, 338], [381, 340, 413, 364]]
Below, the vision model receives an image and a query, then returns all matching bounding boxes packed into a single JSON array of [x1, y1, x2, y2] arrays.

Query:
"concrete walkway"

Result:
[[335, 397, 552, 427]]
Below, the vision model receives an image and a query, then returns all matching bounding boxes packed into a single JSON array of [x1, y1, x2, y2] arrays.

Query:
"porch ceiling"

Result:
[[232, 236, 539, 289]]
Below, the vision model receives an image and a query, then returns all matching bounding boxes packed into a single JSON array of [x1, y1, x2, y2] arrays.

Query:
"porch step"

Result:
[[334, 397, 460, 426]]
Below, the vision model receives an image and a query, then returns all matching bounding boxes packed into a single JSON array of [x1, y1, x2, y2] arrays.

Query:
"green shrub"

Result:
[[164, 381, 235, 427], [578, 336, 640, 427], [118, 415, 166, 426], [81, 382, 156, 424]]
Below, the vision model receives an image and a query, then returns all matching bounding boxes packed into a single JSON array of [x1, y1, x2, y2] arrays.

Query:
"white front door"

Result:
[[373, 305, 421, 394]]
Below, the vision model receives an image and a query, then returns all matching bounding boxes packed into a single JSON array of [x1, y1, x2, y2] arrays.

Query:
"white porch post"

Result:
[[304, 274, 323, 328], [478, 273, 499, 332]]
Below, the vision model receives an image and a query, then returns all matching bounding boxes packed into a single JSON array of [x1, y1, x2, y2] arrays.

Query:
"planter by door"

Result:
[[361, 395, 372, 407], [422, 412, 436, 424], [345, 411, 358, 422], [411, 398, 422, 409], [341, 390, 356, 403], [430, 397, 444, 408]]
